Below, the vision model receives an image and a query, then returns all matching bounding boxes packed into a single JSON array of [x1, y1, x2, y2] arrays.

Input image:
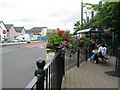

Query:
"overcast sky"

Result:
[[0, 0, 100, 32]]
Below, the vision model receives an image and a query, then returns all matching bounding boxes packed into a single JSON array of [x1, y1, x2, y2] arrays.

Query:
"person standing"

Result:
[[89, 39, 96, 57]]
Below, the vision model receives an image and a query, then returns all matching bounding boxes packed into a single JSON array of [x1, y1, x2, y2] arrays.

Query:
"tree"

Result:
[[84, 1, 120, 77], [84, 2, 120, 37], [73, 21, 81, 35]]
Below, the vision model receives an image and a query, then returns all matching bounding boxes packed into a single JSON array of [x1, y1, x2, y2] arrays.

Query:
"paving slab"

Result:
[[62, 56, 119, 88]]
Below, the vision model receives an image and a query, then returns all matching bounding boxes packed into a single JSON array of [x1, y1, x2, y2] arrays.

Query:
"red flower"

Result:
[[62, 36, 70, 41], [62, 36, 66, 40], [58, 29, 63, 35]]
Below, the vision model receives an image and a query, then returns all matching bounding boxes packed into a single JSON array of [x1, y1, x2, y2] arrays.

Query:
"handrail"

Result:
[[25, 47, 88, 90], [43, 52, 59, 70], [25, 76, 37, 90], [25, 52, 60, 89]]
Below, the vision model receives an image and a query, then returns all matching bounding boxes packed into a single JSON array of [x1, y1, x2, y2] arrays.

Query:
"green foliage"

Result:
[[82, 37, 90, 46], [83, 2, 120, 37], [71, 40, 79, 49], [47, 31, 71, 51], [48, 33, 63, 44], [73, 21, 83, 35]]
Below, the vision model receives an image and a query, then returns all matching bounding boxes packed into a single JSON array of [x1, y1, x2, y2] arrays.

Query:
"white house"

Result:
[[27, 27, 47, 40], [5, 24, 17, 40], [15, 27, 26, 36], [40, 27, 48, 36], [0, 21, 7, 41]]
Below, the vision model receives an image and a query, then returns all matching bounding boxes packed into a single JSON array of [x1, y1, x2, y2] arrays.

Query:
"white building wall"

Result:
[[0, 22, 7, 41], [41, 28, 47, 36], [21, 29, 26, 35], [16, 32, 21, 37], [9, 26, 18, 40]]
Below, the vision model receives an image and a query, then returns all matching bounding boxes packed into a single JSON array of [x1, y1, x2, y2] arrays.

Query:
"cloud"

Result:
[[0, 0, 99, 32]]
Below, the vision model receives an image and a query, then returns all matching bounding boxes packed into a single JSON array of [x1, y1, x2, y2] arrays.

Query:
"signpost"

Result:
[[2, 30, 6, 34]]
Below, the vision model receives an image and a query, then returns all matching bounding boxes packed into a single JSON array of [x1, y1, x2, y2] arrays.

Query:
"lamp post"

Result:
[[81, 0, 83, 30], [84, 11, 87, 23], [91, 10, 94, 19]]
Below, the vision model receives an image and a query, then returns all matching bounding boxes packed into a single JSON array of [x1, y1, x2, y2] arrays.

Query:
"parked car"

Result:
[[16, 34, 31, 43], [2, 37, 10, 42], [15, 36, 24, 42]]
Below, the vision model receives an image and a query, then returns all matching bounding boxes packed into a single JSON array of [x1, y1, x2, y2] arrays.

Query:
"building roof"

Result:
[[28, 27, 47, 34], [0, 21, 4, 24], [5, 24, 14, 30], [15, 27, 25, 33], [0, 21, 4, 29]]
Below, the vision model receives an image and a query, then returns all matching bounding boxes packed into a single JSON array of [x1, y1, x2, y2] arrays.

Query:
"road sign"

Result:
[[3, 30, 6, 34]]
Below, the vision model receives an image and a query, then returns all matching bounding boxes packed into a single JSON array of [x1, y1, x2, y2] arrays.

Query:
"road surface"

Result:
[[1, 42, 46, 88], [1, 42, 77, 88]]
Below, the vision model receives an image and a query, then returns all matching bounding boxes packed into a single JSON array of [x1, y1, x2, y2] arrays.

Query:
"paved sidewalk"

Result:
[[0, 41, 42, 46], [0, 42, 27, 46], [46, 52, 55, 61], [62, 56, 118, 88]]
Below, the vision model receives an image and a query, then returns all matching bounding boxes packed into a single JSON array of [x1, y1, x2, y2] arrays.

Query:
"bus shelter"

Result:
[[77, 28, 119, 76], [77, 28, 104, 43], [77, 28, 104, 57]]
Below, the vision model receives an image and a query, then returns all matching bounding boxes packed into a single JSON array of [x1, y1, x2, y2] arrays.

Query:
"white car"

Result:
[[16, 36, 25, 42], [16, 34, 31, 43]]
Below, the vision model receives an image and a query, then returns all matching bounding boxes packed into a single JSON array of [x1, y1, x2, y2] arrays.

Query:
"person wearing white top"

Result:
[[97, 44, 107, 56], [93, 44, 107, 63]]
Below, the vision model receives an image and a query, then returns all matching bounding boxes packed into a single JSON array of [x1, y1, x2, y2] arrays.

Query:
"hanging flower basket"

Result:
[[47, 28, 90, 53], [47, 29, 71, 52]]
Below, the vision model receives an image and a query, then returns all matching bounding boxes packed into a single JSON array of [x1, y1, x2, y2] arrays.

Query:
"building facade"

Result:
[[15, 27, 26, 36], [0, 21, 7, 41], [5, 24, 18, 40]]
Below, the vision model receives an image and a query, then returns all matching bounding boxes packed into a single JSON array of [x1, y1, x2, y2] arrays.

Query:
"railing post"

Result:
[[35, 59, 46, 90], [77, 49, 80, 67], [85, 46, 88, 62], [115, 48, 120, 77], [61, 52, 65, 76], [51, 52, 65, 89]]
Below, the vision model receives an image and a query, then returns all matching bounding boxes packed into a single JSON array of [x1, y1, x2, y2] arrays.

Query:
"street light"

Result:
[[84, 11, 87, 23], [81, 0, 83, 30], [91, 10, 94, 18]]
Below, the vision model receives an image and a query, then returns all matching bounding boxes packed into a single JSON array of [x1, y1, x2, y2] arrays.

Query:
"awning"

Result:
[[77, 28, 91, 34], [77, 28, 104, 34]]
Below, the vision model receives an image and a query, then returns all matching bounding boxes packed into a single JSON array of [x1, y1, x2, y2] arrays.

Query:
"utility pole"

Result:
[[84, 11, 87, 23], [91, 10, 94, 18], [81, 0, 83, 30]]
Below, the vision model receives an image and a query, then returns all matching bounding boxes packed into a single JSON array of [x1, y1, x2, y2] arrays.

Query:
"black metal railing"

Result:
[[25, 47, 88, 90], [25, 52, 65, 90], [64, 49, 77, 72], [64, 46, 88, 72], [77, 47, 88, 67], [115, 47, 120, 77]]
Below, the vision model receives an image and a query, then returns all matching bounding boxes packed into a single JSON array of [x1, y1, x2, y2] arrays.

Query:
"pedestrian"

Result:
[[88, 39, 97, 60], [90, 39, 96, 51], [93, 44, 107, 63]]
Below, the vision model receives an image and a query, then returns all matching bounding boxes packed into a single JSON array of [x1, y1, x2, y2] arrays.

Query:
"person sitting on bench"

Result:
[[93, 44, 107, 63]]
